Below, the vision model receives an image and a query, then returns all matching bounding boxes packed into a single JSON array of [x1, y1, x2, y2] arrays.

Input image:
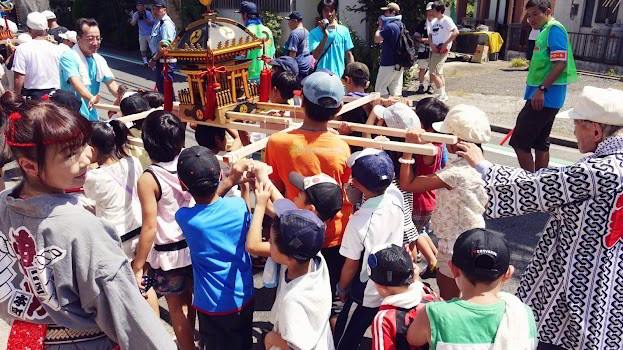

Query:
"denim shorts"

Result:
[[150, 265, 193, 295]]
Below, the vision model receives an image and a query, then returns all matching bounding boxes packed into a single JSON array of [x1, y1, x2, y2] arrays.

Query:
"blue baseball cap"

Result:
[[284, 11, 303, 21], [347, 148, 395, 192], [302, 71, 344, 108], [271, 56, 299, 77], [273, 199, 326, 260], [152, 0, 167, 7], [235, 1, 258, 15]]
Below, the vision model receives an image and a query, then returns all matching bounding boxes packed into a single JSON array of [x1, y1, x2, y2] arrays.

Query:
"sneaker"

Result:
[[142, 57, 149, 67], [419, 264, 438, 280], [426, 85, 434, 94], [438, 94, 449, 102], [415, 85, 425, 94]]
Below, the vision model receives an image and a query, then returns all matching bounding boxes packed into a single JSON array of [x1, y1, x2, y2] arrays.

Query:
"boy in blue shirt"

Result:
[[309, 0, 354, 77], [509, 0, 576, 172], [175, 146, 255, 350]]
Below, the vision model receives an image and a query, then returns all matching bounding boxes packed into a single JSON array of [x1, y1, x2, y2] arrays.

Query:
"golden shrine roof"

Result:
[[168, 14, 263, 60]]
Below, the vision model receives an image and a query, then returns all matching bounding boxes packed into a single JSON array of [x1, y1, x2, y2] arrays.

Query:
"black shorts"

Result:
[[417, 50, 430, 60], [509, 101, 559, 152], [198, 305, 254, 350]]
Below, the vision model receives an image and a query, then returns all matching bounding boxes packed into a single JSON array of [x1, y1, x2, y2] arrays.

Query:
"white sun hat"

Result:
[[59, 30, 77, 44], [557, 86, 623, 126], [372, 102, 421, 130], [432, 104, 491, 143]]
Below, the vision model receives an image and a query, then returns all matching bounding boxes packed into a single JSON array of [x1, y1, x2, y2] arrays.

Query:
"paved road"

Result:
[[0, 52, 590, 348]]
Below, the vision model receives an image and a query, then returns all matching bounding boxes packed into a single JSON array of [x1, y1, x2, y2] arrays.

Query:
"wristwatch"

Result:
[[538, 85, 548, 92]]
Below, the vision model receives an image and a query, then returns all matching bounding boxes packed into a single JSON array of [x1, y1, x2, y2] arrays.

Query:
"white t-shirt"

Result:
[[431, 157, 487, 243], [271, 254, 334, 350], [12, 39, 62, 89], [83, 156, 143, 257], [430, 15, 458, 49], [339, 184, 404, 308]]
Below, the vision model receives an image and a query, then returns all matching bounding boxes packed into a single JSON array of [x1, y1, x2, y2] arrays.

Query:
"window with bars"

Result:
[[594, 0, 620, 24], [212, 0, 291, 12]]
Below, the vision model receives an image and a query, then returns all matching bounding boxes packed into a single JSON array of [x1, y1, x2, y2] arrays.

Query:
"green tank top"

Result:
[[526, 19, 577, 86], [426, 298, 537, 349], [246, 23, 275, 81]]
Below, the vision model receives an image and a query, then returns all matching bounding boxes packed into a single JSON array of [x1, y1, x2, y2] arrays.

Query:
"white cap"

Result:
[[26, 12, 48, 30], [41, 10, 56, 20], [16, 33, 33, 45], [59, 30, 77, 44], [432, 104, 491, 143], [426, 2, 434, 10], [557, 86, 623, 126], [373, 102, 421, 130], [0, 19, 18, 34]]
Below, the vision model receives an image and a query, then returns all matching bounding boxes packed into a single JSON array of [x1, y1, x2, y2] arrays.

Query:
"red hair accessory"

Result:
[[5, 112, 36, 148], [41, 94, 50, 101]]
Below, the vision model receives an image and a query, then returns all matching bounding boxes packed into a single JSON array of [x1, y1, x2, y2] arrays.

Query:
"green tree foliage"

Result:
[[72, 0, 137, 50]]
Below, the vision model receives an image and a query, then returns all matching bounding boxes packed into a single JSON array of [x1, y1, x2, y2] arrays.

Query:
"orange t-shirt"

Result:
[[264, 129, 352, 248]]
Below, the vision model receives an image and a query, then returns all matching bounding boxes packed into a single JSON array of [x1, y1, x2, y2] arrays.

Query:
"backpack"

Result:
[[395, 24, 418, 69], [395, 307, 429, 350]]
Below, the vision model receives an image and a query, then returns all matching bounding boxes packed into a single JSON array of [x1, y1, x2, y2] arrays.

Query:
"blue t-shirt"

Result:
[[309, 24, 354, 78], [524, 25, 568, 109], [175, 197, 254, 315], [134, 10, 156, 37], [59, 51, 113, 121], [150, 15, 176, 54], [380, 20, 402, 66], [284, 27, 311, 76]]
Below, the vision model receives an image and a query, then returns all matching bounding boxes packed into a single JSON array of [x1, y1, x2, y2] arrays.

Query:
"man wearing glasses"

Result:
[[59, 18, 120, 121]]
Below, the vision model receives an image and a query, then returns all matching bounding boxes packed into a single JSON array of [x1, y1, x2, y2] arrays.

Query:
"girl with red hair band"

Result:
[[0, 91, 176, 350]]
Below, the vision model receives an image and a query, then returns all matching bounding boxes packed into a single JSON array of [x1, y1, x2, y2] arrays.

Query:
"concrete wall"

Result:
[[554, 0, 623, 34]]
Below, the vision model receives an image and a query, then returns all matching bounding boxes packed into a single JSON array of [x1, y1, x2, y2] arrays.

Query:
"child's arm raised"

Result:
[[400, 129, 451, 193], [406, 304, 432, 347], [217, 158, 253, 197], [131, 172, 160, 288], [246, 181, 272, 257]]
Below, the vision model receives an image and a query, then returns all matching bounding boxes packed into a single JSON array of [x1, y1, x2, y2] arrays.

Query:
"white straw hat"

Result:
[[557, 86, 623, 126], [373, 103, 421, 130], [432, 104, 491, 143]]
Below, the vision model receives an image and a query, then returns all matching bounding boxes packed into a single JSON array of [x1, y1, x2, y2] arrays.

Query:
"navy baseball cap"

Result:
[[368, 244, 414, 286], [284, 11, 303, 21], [271, 56, 299, 77], [273, 199, 326, 260], [288, 172, 343, 222], [347, 148, 394, 193], [452, 228, 510, 281], [177, 146, 222, 193], [152, 0, 167, 7], [235, 1, 258, 14], [302, 71, 344, 108]]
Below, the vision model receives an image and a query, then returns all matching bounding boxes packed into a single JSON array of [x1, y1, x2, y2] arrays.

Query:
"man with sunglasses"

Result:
[[59, 18, 120, 121]]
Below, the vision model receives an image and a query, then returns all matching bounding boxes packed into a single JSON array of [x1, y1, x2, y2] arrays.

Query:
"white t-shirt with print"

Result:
[[430, 15, 458, 49], [339, 184, 404, 308], [431, 157, 487, 243], [12, 39, 62, 89], [83, 156, 143, 257]]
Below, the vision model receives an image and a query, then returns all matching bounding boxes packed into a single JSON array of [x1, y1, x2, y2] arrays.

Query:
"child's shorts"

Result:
[[412, 213, 433, 237], [436, 238, 455, 278], [150, 265, 193, 295]]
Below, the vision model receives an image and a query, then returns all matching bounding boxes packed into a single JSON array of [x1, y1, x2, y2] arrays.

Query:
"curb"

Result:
[[490, 124, 578, 149]]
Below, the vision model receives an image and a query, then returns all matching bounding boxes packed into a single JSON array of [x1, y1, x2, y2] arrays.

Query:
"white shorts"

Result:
[[138, 35, 151, 53], [375, 65, 404, 97]]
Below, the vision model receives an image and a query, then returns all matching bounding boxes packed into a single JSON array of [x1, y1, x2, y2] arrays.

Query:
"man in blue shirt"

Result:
[[283, 11, 311, 80], [309, 0, 354, 78], [374, 2, 404, 96], [130, 0, 155, 66], [175, 146, 255, 350], [148, 0, 176, 94], [59, 18, 120, 121]]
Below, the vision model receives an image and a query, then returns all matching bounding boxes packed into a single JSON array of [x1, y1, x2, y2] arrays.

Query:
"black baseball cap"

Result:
[[344, 62, 370, 81], [270, 56, 299, 77], [273, 199, 326, 260], [152, 0, 167, 7], [368, 244, 414, 286], [452, 228, 510, 281], [177, 146, 222, 193], [288, 172, 343, 222], [284, 11, 303, 21], [235, 1, 258, 15]]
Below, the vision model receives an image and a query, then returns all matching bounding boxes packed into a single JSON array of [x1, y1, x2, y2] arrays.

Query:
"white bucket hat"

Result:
[[557, 86, 623, 126], [26, 12, 48, 31], [59, 31, 77, 44], [432, 104, 491, 143], [372, 102, 421, 130], [41, 10, 56, 20]]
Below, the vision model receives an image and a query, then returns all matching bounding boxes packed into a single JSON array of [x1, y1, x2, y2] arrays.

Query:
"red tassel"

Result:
[[259, 67, 272, 102], [163, 62, 173, 112]]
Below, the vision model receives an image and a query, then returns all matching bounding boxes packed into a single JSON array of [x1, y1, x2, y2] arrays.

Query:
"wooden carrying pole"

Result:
[[95, 102, 181, 113]]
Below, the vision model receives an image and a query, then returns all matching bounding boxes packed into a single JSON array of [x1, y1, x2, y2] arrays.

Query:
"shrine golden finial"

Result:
[[198, 0, 212, 6]]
